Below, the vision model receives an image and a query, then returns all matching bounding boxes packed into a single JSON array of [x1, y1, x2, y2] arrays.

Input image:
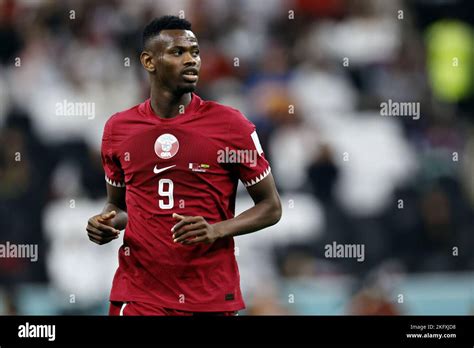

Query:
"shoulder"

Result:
[[105, 102, 143, 128], [199, 98, 253, 128], [103, 101, 146, 137]]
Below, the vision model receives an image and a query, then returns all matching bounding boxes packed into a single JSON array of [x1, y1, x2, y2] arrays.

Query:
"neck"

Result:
[[150, 85, 192, 119]]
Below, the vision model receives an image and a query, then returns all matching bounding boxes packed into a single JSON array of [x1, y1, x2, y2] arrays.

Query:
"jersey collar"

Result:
[[141, 93, 201, 123]]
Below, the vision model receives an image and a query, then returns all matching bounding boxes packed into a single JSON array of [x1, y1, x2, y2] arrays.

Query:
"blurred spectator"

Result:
[[0, 108, 50, 285], [347, 286, 400, 315]]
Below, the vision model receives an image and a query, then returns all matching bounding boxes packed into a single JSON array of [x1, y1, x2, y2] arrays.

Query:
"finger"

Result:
[[172, 217, 203, 234], [88, 233, 107, 245], [101, 235, 120, 243], [89, 236, 117, 245], [88, 217, 104, 229], [174, 229, 206, 243], [173, 221, 205, 238], [87, 225, 120, 239], [88, 232, 118, 244], [89, 236, 101, 245], [88, 220, 120, 235], [89, 234, 118, 245], [171, 213, 189, 232], [171, 213, 192, 231], [99, 210, 116, 221], [182, 235, 208, 245], [98, 223, 120, 235], [172, 213, 185, 220], [171, 220, 187, 233]]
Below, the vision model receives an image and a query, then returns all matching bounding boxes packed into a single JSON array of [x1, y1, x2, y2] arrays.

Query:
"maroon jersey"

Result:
[[101, 93, 271, 312]]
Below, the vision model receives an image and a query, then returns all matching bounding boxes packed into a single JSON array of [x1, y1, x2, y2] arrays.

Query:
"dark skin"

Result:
[[87, 29, 282, 245], [141, 29, 201, 119], [86, 184, 127, 245]]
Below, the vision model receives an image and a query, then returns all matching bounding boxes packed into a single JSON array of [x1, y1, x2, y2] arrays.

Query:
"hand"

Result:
[[87, 211, 121, 245], [171, 213, 221, 245]]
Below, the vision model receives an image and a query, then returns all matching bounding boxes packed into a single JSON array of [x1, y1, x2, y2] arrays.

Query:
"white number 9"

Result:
[[158, 178, 174, 209]]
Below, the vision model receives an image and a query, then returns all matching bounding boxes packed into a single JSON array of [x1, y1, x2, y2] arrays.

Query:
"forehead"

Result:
[[158, 29, 198, 47]]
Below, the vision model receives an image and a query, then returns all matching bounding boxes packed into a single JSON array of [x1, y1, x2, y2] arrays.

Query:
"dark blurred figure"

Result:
[[0, 0, 23, 65], [388, 177, 474, 272], [308, 144, 339, 203], [415, 178, 473, 271], [0, 108, 52, 285]]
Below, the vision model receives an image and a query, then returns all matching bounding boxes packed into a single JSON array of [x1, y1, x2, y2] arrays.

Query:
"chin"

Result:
[[175, 84, 197, 95]]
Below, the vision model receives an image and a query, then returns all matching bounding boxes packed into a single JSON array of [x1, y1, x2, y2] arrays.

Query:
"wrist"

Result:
[[212, 222, 227, 239]]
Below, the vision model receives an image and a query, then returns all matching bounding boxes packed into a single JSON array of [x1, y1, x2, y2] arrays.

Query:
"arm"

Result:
[[101, 183, 128, 230], [86, 183, 128, 245], [172, 173, 282, 244], [214, 173, 281, 238]]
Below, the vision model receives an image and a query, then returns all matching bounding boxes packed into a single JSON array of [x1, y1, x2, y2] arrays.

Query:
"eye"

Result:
[[192, 50, 200, 56], [172, 49, 182, 56]]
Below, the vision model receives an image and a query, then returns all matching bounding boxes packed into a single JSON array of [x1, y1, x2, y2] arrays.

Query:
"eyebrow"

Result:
[[167, 44, 200, 50]]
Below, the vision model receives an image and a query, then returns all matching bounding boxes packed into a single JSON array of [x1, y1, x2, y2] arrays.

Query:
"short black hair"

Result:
[[142, 15, 192, 48]]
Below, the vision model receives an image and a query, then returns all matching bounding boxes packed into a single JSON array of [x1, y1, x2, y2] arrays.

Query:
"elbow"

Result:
[[268, 198, 282, 226]]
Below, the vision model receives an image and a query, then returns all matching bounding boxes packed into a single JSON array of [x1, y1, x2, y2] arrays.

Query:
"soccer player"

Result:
[[86, 15, 282, 316]]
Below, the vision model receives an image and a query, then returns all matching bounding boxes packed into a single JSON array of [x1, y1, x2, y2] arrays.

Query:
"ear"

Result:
[[140, 51, 155, 73]]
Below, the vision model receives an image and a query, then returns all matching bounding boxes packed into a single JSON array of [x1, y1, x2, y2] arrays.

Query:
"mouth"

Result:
[[181, 68, 199, 83]]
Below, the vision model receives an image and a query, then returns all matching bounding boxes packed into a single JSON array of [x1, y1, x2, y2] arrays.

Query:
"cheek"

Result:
[[162, 59, 181, 75], [150, 56, 162, 75]]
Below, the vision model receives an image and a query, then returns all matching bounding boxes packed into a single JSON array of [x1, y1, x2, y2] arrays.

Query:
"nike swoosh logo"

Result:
[[153, 164, 176, 174]]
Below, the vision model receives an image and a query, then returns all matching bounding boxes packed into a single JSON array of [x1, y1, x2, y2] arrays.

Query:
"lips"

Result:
[[181, 68, 199, 83]]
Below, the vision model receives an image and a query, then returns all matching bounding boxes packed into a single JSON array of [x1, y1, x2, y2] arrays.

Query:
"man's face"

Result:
[[142, 29, 201, 95]]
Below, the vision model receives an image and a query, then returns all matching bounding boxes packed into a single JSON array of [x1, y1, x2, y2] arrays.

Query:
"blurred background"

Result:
[[0, 0, 473, 315]]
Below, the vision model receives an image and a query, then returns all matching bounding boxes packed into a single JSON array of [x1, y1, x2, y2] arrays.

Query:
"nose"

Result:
[[183, 51, 197, 66]]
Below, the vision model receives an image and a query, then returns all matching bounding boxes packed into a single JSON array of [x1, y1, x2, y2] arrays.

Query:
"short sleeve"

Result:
[[227, 112, 271, 187], [101, 118, 125, 187]]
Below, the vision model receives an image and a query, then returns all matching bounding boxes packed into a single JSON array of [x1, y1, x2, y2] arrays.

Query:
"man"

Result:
[[86, 15, 282, 316]]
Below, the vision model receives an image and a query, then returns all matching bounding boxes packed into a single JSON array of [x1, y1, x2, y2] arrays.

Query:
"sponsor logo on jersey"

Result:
[[154, 134, 179, 159], [188, 163, 210, 172], [153, 164, 176, 174]]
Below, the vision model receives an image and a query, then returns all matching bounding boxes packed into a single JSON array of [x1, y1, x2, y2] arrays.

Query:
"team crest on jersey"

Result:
[[154, 133, 179, 159]]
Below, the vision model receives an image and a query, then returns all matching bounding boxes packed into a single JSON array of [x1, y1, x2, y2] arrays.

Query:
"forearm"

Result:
[[102, 202, 128, 230], [213, 199, 281, 239]]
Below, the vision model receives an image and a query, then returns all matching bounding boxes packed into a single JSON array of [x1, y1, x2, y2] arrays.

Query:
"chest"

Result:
[[117, 125, 230, 182]]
